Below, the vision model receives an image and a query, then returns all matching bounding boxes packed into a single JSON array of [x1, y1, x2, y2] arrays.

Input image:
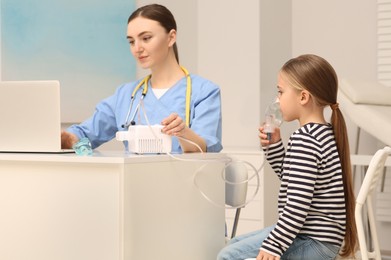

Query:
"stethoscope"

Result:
[[121, 66, 192, 129]]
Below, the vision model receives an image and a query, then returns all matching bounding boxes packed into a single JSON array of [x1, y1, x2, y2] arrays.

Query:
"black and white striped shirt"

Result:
[[261, 123, 346, 256]]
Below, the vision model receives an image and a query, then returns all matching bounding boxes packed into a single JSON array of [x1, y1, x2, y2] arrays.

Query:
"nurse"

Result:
[[61, 4, 222, 153]]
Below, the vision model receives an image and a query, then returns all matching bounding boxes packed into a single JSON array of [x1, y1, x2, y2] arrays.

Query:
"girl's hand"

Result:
[[161, 113, 187, 137], [256, 250, 280, 260], [258, 125, 281, 147]]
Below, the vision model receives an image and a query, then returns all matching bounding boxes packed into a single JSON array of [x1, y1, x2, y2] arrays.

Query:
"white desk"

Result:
[[0, 152, 226, 260]]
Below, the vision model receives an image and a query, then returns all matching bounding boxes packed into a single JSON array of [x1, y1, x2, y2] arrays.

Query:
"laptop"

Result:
[[0, 80, 73, 153]]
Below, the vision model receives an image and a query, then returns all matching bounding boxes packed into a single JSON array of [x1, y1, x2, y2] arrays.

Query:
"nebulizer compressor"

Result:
[[116, 125, 172, 154]]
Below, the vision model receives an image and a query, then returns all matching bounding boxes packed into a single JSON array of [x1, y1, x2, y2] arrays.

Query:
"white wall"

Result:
[[196, 0, 262, 149], [292, 0, 379, 154]]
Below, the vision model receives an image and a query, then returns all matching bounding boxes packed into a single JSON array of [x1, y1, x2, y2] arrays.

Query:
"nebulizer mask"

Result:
[[73, 137, 93, 156], [263, 98, 283, 140]]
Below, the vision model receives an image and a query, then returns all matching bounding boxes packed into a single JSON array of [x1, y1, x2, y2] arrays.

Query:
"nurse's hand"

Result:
[[161, 113, 187, 137], [256, 249, 280, 260], [258, 126, 281, 147], [61, 130, 79, 149], [161, 113, 206, 152]]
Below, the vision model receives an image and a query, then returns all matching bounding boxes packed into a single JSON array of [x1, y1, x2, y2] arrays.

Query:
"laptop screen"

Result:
[[0, 80, 64, 153]]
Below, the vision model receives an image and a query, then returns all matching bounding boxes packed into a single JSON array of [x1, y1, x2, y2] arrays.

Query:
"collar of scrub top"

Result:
[[122, 66, 192, 129]]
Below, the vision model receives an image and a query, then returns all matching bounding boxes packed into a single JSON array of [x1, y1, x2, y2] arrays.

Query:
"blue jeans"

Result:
[[217, 225, 340, 260]]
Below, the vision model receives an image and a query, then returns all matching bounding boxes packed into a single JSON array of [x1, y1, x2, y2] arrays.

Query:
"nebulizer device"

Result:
[[196, 98, 283, 210], [73, 95, 283, 211], [263, 98, 283, 140], [113, 93, 173, 154], [116, 125, 172, 154], [73, 137, 93, 156]]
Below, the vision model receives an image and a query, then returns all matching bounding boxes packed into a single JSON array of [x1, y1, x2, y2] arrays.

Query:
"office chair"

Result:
[[225, 161, 248, 238], [354, 146, 391, 260]]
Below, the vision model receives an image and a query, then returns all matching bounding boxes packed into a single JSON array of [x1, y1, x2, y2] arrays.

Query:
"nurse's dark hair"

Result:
[[128, 4, 179, 63], [280, 54, 357, 258]]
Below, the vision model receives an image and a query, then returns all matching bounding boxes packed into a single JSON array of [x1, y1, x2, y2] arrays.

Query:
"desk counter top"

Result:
[[0, 151, 227, 164]]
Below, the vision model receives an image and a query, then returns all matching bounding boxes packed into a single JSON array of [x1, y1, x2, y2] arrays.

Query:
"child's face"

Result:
[[276, 73, 301, 122]]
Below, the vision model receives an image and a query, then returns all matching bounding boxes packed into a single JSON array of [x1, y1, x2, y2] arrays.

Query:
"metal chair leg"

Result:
[[353, 127, 361, 184], [231, 208, 241, 239]]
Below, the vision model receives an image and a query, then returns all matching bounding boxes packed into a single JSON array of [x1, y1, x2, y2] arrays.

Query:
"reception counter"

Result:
[[0, 152, 226, 260]]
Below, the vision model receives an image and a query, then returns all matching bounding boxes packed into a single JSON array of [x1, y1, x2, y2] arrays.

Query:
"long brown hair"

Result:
[[127, 4, 179, 63], [280, 54, 357, 257]]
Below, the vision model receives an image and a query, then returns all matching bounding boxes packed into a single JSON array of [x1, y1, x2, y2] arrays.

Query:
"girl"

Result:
[[61, 4, 222, 153], [217, 54, 357, 260]]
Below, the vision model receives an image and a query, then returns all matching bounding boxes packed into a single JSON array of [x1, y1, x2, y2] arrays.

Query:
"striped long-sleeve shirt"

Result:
[[261, 123, 346, 256]]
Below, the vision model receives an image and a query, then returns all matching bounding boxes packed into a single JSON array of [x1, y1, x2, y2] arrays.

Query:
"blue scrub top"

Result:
[[67, 74, 223, 153]]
